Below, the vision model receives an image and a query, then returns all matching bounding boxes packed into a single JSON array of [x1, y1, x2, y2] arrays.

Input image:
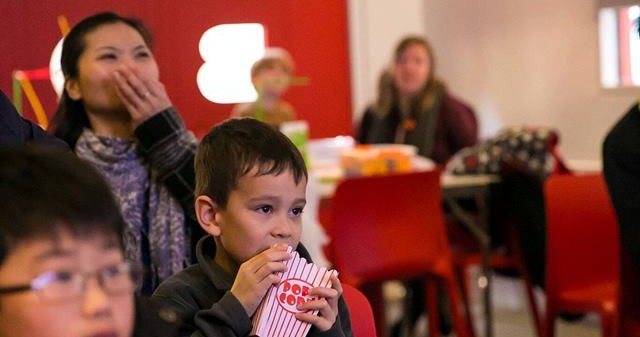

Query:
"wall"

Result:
[[347, 0, 425, 125], [349, 0, 640, 169], [0, 1, 352, 139], [5, 1, 638, 166]]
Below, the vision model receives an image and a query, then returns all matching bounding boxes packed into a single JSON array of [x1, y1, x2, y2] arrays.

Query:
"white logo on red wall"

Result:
[[196, 23, 265, 104], [276, 279, 314, 313]]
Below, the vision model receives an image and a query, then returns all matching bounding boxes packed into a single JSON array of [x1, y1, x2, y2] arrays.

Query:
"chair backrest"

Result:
[[544, 173, 620, 295], [341, 283, 377, 337], [329, 170, 450, 284]]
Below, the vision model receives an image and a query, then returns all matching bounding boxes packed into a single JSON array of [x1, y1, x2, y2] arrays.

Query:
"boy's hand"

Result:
[[230, 244, 291, 316], [112, 68, 172, 128], [294, 273, 342, 331]]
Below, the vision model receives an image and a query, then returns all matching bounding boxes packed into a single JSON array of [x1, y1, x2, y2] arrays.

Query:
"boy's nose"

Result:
[[272, 217, 294, 238]]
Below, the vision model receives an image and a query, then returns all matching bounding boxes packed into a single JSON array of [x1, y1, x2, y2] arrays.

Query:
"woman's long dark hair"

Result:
[[50, 12, 154, 148]]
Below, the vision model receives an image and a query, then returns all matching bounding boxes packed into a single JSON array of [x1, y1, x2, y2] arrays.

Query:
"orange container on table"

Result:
[[340, 144, 416, 177]]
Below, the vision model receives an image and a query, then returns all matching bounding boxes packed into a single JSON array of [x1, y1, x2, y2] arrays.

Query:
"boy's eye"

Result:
[[101, 264, 126, 278], [32, 270, 76, 290], [290, 207, 304, 217], [50, 271, 74, 283], [257, 205, 273, 214]]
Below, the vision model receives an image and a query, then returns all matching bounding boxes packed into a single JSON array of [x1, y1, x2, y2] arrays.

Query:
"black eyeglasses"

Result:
[[0, 261, 140, 303]]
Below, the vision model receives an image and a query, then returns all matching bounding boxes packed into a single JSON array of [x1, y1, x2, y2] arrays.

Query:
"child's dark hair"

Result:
[[51, 11, 154, 149], [195, 118, 308, 208], [0, 144, 126, 265]]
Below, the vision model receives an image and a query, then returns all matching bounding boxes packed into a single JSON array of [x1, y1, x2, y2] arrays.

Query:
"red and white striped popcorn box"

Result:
[[251, 246, 338, 337]]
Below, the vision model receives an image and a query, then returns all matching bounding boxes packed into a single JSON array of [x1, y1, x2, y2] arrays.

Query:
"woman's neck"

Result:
[[86, 112, 134, 139]]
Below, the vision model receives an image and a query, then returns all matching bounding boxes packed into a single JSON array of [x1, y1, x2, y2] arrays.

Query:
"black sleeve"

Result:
[[134, 108, 205, 259], [603, 104, 640, 270], [134, 108, 197, 217], [0, 89, 68, 150]]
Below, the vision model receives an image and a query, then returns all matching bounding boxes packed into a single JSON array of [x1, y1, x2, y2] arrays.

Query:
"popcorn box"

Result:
[[251, 247, 338, 337]]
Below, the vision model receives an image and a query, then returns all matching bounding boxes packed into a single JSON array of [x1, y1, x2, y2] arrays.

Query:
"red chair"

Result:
[[328, 170, 474, 337], [544, 173, 620, 337], [341, 283, 377, 337]]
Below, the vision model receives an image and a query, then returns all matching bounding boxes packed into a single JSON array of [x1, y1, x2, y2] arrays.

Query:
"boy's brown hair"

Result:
[[195, 118, 307, 208]]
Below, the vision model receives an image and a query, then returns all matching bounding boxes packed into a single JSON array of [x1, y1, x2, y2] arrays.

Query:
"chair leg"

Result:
[[360, 283, 387, 337], [600, 311, 618, 337], [544, 307, 556, 337], [444, 275, 474, 337], [456, 263, 476, 336], [516, 257, 543, 337], [426, 278, 441, 337], [508, 223, 543, 337]]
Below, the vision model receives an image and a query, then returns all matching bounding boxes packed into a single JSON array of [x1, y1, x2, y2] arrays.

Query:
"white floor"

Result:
[[383, 267, 602, 337]]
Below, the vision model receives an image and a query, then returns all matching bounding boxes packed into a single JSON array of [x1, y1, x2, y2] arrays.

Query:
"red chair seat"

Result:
[[557, 281, 617, 311]]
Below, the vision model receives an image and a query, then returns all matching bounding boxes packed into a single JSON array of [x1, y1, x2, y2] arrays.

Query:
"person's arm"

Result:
[[134, 108, 197, 217], [0, 89, 68, 150]]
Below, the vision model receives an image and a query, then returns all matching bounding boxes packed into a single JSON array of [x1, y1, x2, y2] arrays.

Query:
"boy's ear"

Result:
[[195, 195, 222, 236]]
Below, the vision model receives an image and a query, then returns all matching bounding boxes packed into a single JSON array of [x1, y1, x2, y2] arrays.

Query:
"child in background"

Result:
[[0, 145, 180, 337], [231, 48, 296, 128], [152, 118, 353, 336]]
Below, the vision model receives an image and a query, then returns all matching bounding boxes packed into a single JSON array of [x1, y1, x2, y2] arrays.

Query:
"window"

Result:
[[599, 5, 640, 88]]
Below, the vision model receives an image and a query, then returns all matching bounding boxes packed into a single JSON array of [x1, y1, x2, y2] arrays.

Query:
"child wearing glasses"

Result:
[[0, 145, 180, 337], [152, 118, 354, 336]]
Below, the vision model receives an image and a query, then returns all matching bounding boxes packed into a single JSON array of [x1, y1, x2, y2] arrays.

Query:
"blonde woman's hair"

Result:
[[374, 35, 446, 117]]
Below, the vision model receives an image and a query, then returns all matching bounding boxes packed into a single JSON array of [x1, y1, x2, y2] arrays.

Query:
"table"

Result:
[[314, 171, 500, 337]]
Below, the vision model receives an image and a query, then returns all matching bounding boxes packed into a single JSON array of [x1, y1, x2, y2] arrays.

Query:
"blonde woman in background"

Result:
[[357, 35, 477, 167]]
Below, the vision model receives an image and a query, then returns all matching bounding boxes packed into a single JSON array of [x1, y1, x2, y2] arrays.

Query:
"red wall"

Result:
[[1, 1, 352, 138]]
